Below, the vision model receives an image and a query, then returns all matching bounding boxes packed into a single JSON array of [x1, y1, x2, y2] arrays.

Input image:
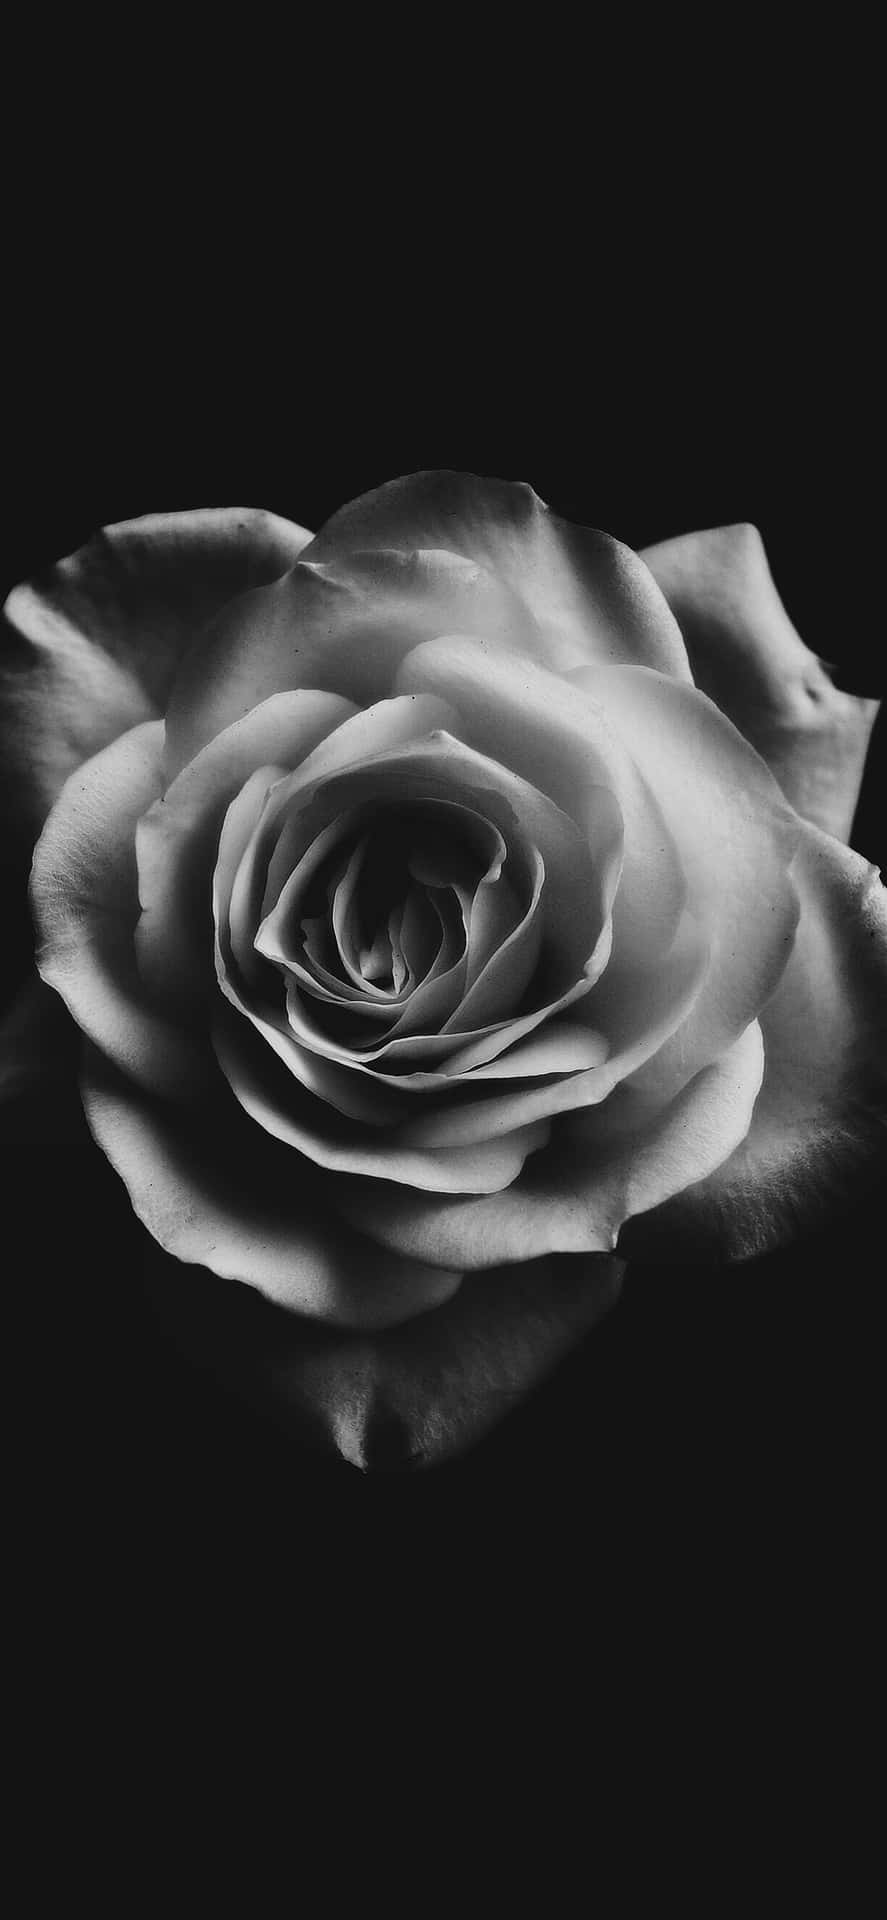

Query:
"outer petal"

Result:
[[337, 1023, 765, 1269], [79, 1044, 463, 1331], [2, 507, 311, 843], [163, 546, 539, 777], [303, 471, 693, 681], [642, 522, 881, 842], [139, 1246, 625, 1470], [621, 828, 887, 1260], [30, 723, 214, 1099]]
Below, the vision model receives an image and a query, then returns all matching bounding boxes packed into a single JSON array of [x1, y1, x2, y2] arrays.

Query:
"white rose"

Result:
[[2, 474, 884, 1466]]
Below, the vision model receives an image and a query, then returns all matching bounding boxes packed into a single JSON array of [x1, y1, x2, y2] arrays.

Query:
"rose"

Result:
[[2, 473, 885, 1468]]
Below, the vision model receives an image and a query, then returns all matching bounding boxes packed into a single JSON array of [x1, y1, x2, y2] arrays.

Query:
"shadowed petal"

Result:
[[642, 522, 880, 843], [621, 827, 887, 1260], [2, 507, 311, 844], [135, 689, 355, 1009], [212, 1001, 552, 1190], [80, 1044, 463, 1331], [337, 1023, 764, 1268], [140, 1247, 625, 1469], [31, 723, 215, 1098]]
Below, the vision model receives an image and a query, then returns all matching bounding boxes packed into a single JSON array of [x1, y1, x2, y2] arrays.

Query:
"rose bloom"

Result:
[[2, 473, 884, 1466]]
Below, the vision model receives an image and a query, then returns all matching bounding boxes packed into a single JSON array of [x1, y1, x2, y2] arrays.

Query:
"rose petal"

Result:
[[31, 724, 214, 1099], [621, 827, 887, 1260], [303, 471, 693, 680], [135, 690, 357, 1010], [642, 522, 881, 843], [235, 697, 461, 934], [395, 635, 682, 963], [212, 1001, 552, 1191], [240, 808, 472, 1042], [79, 1043, 463, 1331], [443, 845, 543, 1032], [564, 666, 801, 1096], [163, 545, 538, 777], [456, 1020, 611, 1079], [241, 730, 615, 1073], [280, 961, 607, 1086], [141, 1248, 625, 1470], [386, 909, 710, 1150], [3, 507, 311, 842], [259, 730, 613, 984], [338, 1022, 765, 1268]]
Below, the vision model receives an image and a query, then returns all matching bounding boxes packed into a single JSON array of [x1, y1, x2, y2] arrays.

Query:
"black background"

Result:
[[5, 206, 883, 1766]]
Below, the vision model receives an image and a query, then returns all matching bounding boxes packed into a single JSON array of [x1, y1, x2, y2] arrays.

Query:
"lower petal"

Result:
[[80, 1044, 463, 1330], [338, 1022, 765, 1267], [140, 1246, 624, 1469], [212, 1002, 552, 1191]]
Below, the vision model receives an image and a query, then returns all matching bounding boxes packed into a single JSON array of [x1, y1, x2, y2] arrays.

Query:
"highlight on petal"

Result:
[[338, 1021, 765, 1270], [135, 689, 356, 1009], [642, 522, 881, 843], [80, 1043, 463, 1331], [30, 723, 214, 1099], [3, 506, 311, 840], [303, 470, 693, 681], [565, 665, 801, 1095], [162, 545, 539, 777], [621, 826, 887, 1261]]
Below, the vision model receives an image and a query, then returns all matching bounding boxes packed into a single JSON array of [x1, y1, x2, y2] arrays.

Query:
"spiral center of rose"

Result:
[[264, 797, 530, 1038]]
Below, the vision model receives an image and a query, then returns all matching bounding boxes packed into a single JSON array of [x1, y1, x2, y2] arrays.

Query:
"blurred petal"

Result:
[[163, 545, 537, 777], [622, 827, 887, 1260], [304, 470, 693, 680], [339, 1022, 764, 1268], [141, 1249, 625, 1469], [642, 522, 881, 842], [80, 1044, 462, 1331], [135, 689, 355, 1009], [2, 507, 311, 844], [31, 723, 214, 1098]]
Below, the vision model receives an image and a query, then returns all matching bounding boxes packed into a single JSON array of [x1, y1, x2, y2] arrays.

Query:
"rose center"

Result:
[[296, 803, 500, 1005]]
